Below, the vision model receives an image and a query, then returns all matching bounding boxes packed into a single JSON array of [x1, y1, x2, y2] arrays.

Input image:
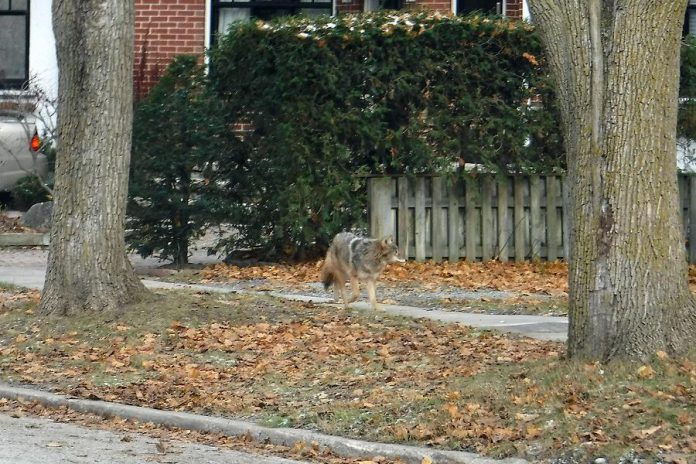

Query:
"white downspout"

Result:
[[204, 0, 212, 52]]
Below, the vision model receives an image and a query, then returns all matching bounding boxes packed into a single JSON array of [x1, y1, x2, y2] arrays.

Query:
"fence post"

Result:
[[414, 177, 427, 262], [448, 179, 460, 261], [530, 175, 542, 260], [397, 176, 410, 259], [432, 176, 444, 263], [497, 177, 509, 262], [465, 177, 478, 261], [514, 176, 526, 262], [481, 177, 494, 261], [369, 177, 393, 239]]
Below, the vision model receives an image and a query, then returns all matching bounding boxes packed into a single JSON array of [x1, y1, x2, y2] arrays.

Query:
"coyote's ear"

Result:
[[381, 235, 394, 245]]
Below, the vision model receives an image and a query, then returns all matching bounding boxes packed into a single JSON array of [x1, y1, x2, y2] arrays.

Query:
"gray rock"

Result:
[[21, 201, 52, 232]]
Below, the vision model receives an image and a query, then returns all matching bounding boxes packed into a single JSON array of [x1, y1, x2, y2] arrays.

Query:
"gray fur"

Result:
[[320, 232, 403, 310]]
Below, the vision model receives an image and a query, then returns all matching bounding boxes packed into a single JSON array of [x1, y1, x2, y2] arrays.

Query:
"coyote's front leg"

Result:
[[366, 279, 379, 310]]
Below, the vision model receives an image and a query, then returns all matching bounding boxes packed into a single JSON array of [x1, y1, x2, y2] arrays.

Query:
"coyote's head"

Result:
[[380, 235, 405, 263]]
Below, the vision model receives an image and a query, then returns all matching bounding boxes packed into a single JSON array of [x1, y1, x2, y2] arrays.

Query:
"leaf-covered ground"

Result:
[[0, 213, 33, 233], [201, 260, 570, 295], [0, 288, 695, 463]]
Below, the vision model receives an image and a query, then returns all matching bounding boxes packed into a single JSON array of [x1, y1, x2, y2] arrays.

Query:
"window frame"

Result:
[[0, 0, 30, 90], [456, 0, 501, 16], [210, 0, 333, 46]]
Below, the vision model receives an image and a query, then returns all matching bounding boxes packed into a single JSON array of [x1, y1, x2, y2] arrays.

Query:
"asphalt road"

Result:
[[0, 412, 308, 464]]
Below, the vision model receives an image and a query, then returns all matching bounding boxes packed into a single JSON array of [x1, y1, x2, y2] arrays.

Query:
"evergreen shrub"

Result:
[[208, 11, 563, 259], [127, 56, 244, 266]]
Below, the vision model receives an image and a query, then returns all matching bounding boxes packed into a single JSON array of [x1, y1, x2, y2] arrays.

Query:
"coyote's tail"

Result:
[[320, 252, 335, 290]]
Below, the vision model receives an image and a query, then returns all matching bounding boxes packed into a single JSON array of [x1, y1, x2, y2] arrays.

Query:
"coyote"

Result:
[[320, 232, 404, 310]]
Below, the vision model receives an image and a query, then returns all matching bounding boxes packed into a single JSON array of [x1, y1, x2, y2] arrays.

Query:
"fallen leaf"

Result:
[[639, 424, 663, 437], [637, 365, 655, 379]]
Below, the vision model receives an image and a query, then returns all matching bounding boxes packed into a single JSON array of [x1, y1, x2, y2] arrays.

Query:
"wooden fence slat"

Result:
[[530, 175, 542, 260], [514, 176, 525, 262], [546, 176, 560, 261], [414, 177, 426, 262], [481, 177, 494, 261], [432, 177, 444, 262], [448, 179, 460, 261], [497, 177, 509, 262], [373, 173, 696, 264], [397, 176, 409, 259], [369, 177, 392, 239], [465, 177, 478, 260]]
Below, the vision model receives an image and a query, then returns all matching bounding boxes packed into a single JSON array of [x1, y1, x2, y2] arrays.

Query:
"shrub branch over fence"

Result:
[[369, 174, 696, 263]]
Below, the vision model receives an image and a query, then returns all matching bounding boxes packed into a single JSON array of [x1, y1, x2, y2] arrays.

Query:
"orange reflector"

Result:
[[30, 133, 41, 152]]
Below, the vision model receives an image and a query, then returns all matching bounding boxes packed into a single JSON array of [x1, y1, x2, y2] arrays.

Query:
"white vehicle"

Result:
[[0, 110, 48, 191]]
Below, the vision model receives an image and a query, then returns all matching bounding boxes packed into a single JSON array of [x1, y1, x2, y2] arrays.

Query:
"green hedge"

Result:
[[207, 12, 562, 259]]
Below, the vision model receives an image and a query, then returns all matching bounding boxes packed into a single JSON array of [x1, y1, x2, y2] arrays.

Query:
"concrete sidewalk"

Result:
[[0, 248, 568, 341]]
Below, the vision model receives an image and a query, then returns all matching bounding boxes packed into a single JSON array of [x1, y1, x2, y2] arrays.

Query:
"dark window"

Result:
[[379, 0, 401, 10], [364, 0, 402, 12], [685, 2, 696, 36], [211, 0, 332, 44], [0, 0, 30, 90], [457, 0, 501, 16]]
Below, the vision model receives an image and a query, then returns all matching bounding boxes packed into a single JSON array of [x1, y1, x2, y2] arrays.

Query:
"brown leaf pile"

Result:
[[0, 288, 40, 310], [1, 290, 696, 461], [0, 300, 560, 456], [203, 260, 696, 297], [0, 213, 33, 233], [202, 260, 570, 296]]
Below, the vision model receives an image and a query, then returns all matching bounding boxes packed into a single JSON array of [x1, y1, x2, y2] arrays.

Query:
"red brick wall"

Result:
[[336, 2, 363, 14], [505, 0, 523, 20], [134, 0, 207, 99]]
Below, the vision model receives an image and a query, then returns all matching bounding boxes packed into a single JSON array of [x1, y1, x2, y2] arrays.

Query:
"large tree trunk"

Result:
[[528, 0, 696, 360], [40, 0, 147, 315]]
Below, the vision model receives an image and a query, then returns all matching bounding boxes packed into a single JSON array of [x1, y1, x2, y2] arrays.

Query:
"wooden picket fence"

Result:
[[367, 174, 696, 263]]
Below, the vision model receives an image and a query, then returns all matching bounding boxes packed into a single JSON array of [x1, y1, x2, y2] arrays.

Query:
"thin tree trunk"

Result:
[[528, 0, 696, 360], [40, 0, 147, 315]]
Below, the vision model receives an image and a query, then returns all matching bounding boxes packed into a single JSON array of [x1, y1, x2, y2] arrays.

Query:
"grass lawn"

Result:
[[0, 287, 694, 463]]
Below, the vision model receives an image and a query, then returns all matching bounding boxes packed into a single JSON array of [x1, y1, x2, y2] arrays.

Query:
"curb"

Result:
[[0, 233, 48, 247], [0, 384, 527, 464]]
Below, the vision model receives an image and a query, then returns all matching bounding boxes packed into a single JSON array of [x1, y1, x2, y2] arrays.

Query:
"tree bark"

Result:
[[528, 0, 696, 360], [40, 0, 147, 315]]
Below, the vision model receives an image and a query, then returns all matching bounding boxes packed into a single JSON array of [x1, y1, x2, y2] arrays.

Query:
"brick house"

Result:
[[0, 0, 526, 102], [134, 0, 525, 96], [6, 1, 696, 99]]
